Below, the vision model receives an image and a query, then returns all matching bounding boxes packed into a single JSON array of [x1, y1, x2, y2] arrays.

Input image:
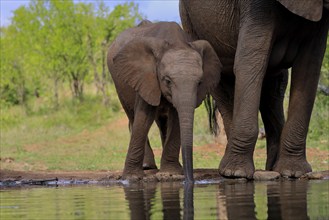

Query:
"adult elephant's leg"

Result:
[[274, 28, 328, 177], [219, 13, 275, 179], [260, 70, 288, 170], [158, 108, 182, 174], [123, 96, 157, 180]]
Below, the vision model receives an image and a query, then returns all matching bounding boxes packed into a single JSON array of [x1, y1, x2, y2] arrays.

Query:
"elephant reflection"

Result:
[[123, 182, 194, 220], [123, 182, 157, 220], [123, 180, 319, 219], [216, 181, 310, 220], [267, 181, 309, 220], [217, 182, 257, 220]]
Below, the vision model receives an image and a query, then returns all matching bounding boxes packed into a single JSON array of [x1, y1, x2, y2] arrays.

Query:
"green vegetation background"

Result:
[[1, 0, 328, 171]]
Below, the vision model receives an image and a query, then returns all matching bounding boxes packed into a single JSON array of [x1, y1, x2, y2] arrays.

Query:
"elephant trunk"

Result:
[[176, 95, 196, 184]]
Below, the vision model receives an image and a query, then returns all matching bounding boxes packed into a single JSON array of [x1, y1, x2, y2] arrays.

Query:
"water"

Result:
[[0, 180, 328, 220]]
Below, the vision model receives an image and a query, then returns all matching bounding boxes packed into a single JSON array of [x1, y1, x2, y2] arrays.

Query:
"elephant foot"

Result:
[[142, 162, 158, 170], [159, 162, 183, 175], [219, 152, 255, 179], [142, 154, 157, 170], [273, 156, 312, 178], [122, 168, 144, 182]]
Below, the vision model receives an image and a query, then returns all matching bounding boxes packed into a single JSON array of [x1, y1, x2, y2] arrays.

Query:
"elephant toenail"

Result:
[[234, 170, 245, 177], [295, 171, 303, 178], [224, 169, 233, 176], [282, 170, 291, 177]]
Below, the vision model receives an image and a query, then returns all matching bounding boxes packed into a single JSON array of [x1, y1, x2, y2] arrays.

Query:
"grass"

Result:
[[0, 88, 328, 172]]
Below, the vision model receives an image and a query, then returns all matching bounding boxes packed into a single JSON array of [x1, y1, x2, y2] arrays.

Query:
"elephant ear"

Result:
[[113, 37, 168, 106], [190, 40, 222, 107], [276, 0, 323, 21]]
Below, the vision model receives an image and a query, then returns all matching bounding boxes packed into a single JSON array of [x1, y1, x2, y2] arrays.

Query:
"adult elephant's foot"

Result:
[[274, 156, 312, 178], [122, 168, 144, 182], [159, 161, 183, 175], [219, 152, 255, 179]]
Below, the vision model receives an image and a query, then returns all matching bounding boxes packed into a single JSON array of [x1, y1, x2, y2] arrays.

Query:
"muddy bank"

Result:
[[1, 169, 328, 187], [0, 169, 219, 185]]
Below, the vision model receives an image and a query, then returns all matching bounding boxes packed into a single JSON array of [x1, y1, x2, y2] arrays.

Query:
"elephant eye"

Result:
[[198, 81, 202, 86], [164, 77, 172, 87]]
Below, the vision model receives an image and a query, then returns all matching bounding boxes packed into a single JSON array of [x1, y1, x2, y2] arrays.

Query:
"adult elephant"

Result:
[[180, 0, 329, 178]]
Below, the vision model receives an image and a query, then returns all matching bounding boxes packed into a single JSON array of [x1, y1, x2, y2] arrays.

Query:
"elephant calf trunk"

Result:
[[178, 105, 195, 183]]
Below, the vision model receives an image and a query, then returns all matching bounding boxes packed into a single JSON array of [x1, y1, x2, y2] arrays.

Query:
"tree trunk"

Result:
[[88, 34, 110, 107], [53, 76, 59, 110], [17, 79, 29, 115], [215, 111, 228, 146], [100, 43, 110, 106], [70, 74, 84, 102]]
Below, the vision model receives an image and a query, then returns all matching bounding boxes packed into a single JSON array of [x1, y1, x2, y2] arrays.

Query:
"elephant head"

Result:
[[113, 37, 221, 182], [277, 0, 329, 21]]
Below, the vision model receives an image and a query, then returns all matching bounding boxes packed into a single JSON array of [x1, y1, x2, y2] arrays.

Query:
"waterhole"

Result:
[[0, 180, 328, 219]]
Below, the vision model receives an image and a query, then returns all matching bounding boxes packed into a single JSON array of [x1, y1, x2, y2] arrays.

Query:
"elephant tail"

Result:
[[204, 94, 218, 135]]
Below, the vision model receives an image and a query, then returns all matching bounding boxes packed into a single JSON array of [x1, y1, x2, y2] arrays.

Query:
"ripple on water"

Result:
[[0, 180, 328, 219]]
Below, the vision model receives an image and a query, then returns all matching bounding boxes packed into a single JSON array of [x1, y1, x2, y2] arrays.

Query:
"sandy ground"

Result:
[[1, 117, 328, 185]]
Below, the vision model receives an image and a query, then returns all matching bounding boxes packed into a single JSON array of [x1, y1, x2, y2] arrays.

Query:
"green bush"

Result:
[[307, 93, 329, 150]]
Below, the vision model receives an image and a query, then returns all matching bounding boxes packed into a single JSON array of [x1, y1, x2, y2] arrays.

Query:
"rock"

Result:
[[304, 171, 329, 180], [253, 170, 280, 181], [155, 172, 185, 182]]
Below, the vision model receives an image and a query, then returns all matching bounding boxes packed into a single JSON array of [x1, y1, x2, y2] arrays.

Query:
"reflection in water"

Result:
[[183, 184, 194, 220], [108, 180, 328, 220], [161, 182, 181, 219], [124, 182, 157, 220], [267, 180, 309, 220], [217, 182, 256, 220], [0, 180, 328, 219], [123, 182, 194, 220]]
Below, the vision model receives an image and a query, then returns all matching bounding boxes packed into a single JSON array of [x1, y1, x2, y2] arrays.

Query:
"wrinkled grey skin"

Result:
[[180, 0, 329, 179], [107, 21, 222, 182]]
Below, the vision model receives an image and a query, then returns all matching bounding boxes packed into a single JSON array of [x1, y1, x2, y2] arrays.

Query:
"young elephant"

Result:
[[107, 20, 222, 182]]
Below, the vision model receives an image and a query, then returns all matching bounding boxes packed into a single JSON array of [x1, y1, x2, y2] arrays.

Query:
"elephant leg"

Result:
[[274, 32, 327, 177], [158, 108, 182, 174], [212, 74, 235, 139], [155, 112, 168, 147], [127, 109, 157, 170], [123, 96, 156, 180], [219, 15, 275, 179], [143, 139, 157, 170], [260, 70, 288, 170]]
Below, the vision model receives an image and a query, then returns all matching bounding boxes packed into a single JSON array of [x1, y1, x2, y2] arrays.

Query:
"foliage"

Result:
[[320, 37, 329, 87], [307, 93, 329, 150], [1, 92, 328, 171], [1, 0, 142, 109]]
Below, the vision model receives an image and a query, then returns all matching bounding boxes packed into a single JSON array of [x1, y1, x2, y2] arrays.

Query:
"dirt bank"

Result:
[[1, 169, 328, 187]]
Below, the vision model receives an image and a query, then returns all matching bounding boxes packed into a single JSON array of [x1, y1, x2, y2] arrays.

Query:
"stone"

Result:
[[304, 171, 329, 180], [253, 170, 280, 181]]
